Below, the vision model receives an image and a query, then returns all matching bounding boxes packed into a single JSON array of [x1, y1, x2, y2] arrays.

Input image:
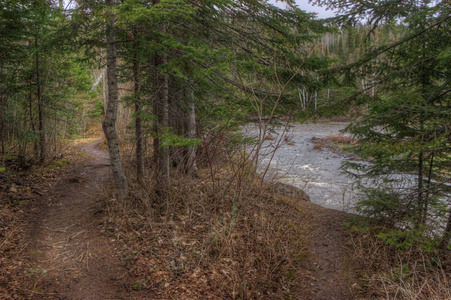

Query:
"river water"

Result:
[[244, 122, 361, 212], [244, 121, 451, 238]]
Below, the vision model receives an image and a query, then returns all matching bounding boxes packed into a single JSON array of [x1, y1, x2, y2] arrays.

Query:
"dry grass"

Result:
[[312, 143, 322, 151], [349, 227, 451, 299], [324, 135, 354, 144], [265, 134, 276, 141], [312, 135, 357, 152], [283, 134, 295, 146], [101, 148, 313, 298]]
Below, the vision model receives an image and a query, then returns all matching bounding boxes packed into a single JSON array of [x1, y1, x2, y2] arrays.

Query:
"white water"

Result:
[[244, 122, 361, 211], [244, 121, 451, 227]]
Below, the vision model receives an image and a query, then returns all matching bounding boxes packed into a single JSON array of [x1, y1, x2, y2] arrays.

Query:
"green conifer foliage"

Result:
[[313, 0, 451, 246], [0, 1, 100, 163]]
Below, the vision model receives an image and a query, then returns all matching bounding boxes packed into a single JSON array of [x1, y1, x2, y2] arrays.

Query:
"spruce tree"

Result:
[[313, 0, 451, 246]]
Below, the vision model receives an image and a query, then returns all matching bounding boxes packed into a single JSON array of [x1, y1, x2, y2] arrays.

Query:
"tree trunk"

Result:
[[417, 150, 425, 227], [424, 152, 434, 223], [28, 87, 38, 158], [417, 40, 427, 227], [441, 207, 451, 249], [187, 82, 198, 175], [0, 124, 3, 158], [0, 97, 4, 158], [103, 0, 128, 200], [314, 90, 317, 111], [153, 52, 170, 201], [152, 0, 170, 202], [134, 50, 144, 181], [35, 36, 45, 164]]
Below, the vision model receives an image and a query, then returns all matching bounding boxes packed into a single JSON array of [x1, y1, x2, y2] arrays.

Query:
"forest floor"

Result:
[[1, 132, 360, 299]]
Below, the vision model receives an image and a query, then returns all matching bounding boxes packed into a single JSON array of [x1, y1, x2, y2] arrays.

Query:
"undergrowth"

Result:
[[102, 148, 312, 298], [349, 222, 451, 299]]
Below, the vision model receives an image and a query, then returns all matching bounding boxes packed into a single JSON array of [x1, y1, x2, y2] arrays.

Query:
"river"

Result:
[[244, 122, 361, 212]]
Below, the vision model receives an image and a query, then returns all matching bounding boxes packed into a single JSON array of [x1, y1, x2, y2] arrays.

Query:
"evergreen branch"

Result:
[[324, 15, 451, 75]]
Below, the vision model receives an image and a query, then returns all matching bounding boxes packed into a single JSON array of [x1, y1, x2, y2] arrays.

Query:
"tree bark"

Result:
[[0, 97, 4, 158], [424, 152, 434, 223], [417, 39, 427, 227], [103, 0, 128, 200], [134, 49, 144, 181], [441, 207, 451, 249], [35, 36, 45, 164], [417, 150, 424, 227], [28, 87, 38, 158], [152, 0, 170, 202], [187, 82, 198, 175], [153, 52, 170, 201]]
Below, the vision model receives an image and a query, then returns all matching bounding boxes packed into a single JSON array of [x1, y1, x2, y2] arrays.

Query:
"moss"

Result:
[[49, 159, 71, 169]]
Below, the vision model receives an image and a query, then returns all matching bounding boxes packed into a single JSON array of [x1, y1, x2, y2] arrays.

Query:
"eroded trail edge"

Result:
[[25, 140, 128, 299]]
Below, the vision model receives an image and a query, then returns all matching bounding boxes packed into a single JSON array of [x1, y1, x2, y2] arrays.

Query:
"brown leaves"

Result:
[[0, 205, 26, 299]]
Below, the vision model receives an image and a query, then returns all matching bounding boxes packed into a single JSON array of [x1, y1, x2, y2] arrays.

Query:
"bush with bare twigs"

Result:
[[101, 131, 313, 298]]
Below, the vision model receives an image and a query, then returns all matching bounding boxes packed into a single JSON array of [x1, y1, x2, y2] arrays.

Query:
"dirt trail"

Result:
[[298, 200, 356, 300], [25, 140, 129, 299], [20, 138, 356, 299]]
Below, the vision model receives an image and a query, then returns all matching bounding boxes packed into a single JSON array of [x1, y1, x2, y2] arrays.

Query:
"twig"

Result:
[[66, 230, 86, 243], [45, 224, 76, 233]]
